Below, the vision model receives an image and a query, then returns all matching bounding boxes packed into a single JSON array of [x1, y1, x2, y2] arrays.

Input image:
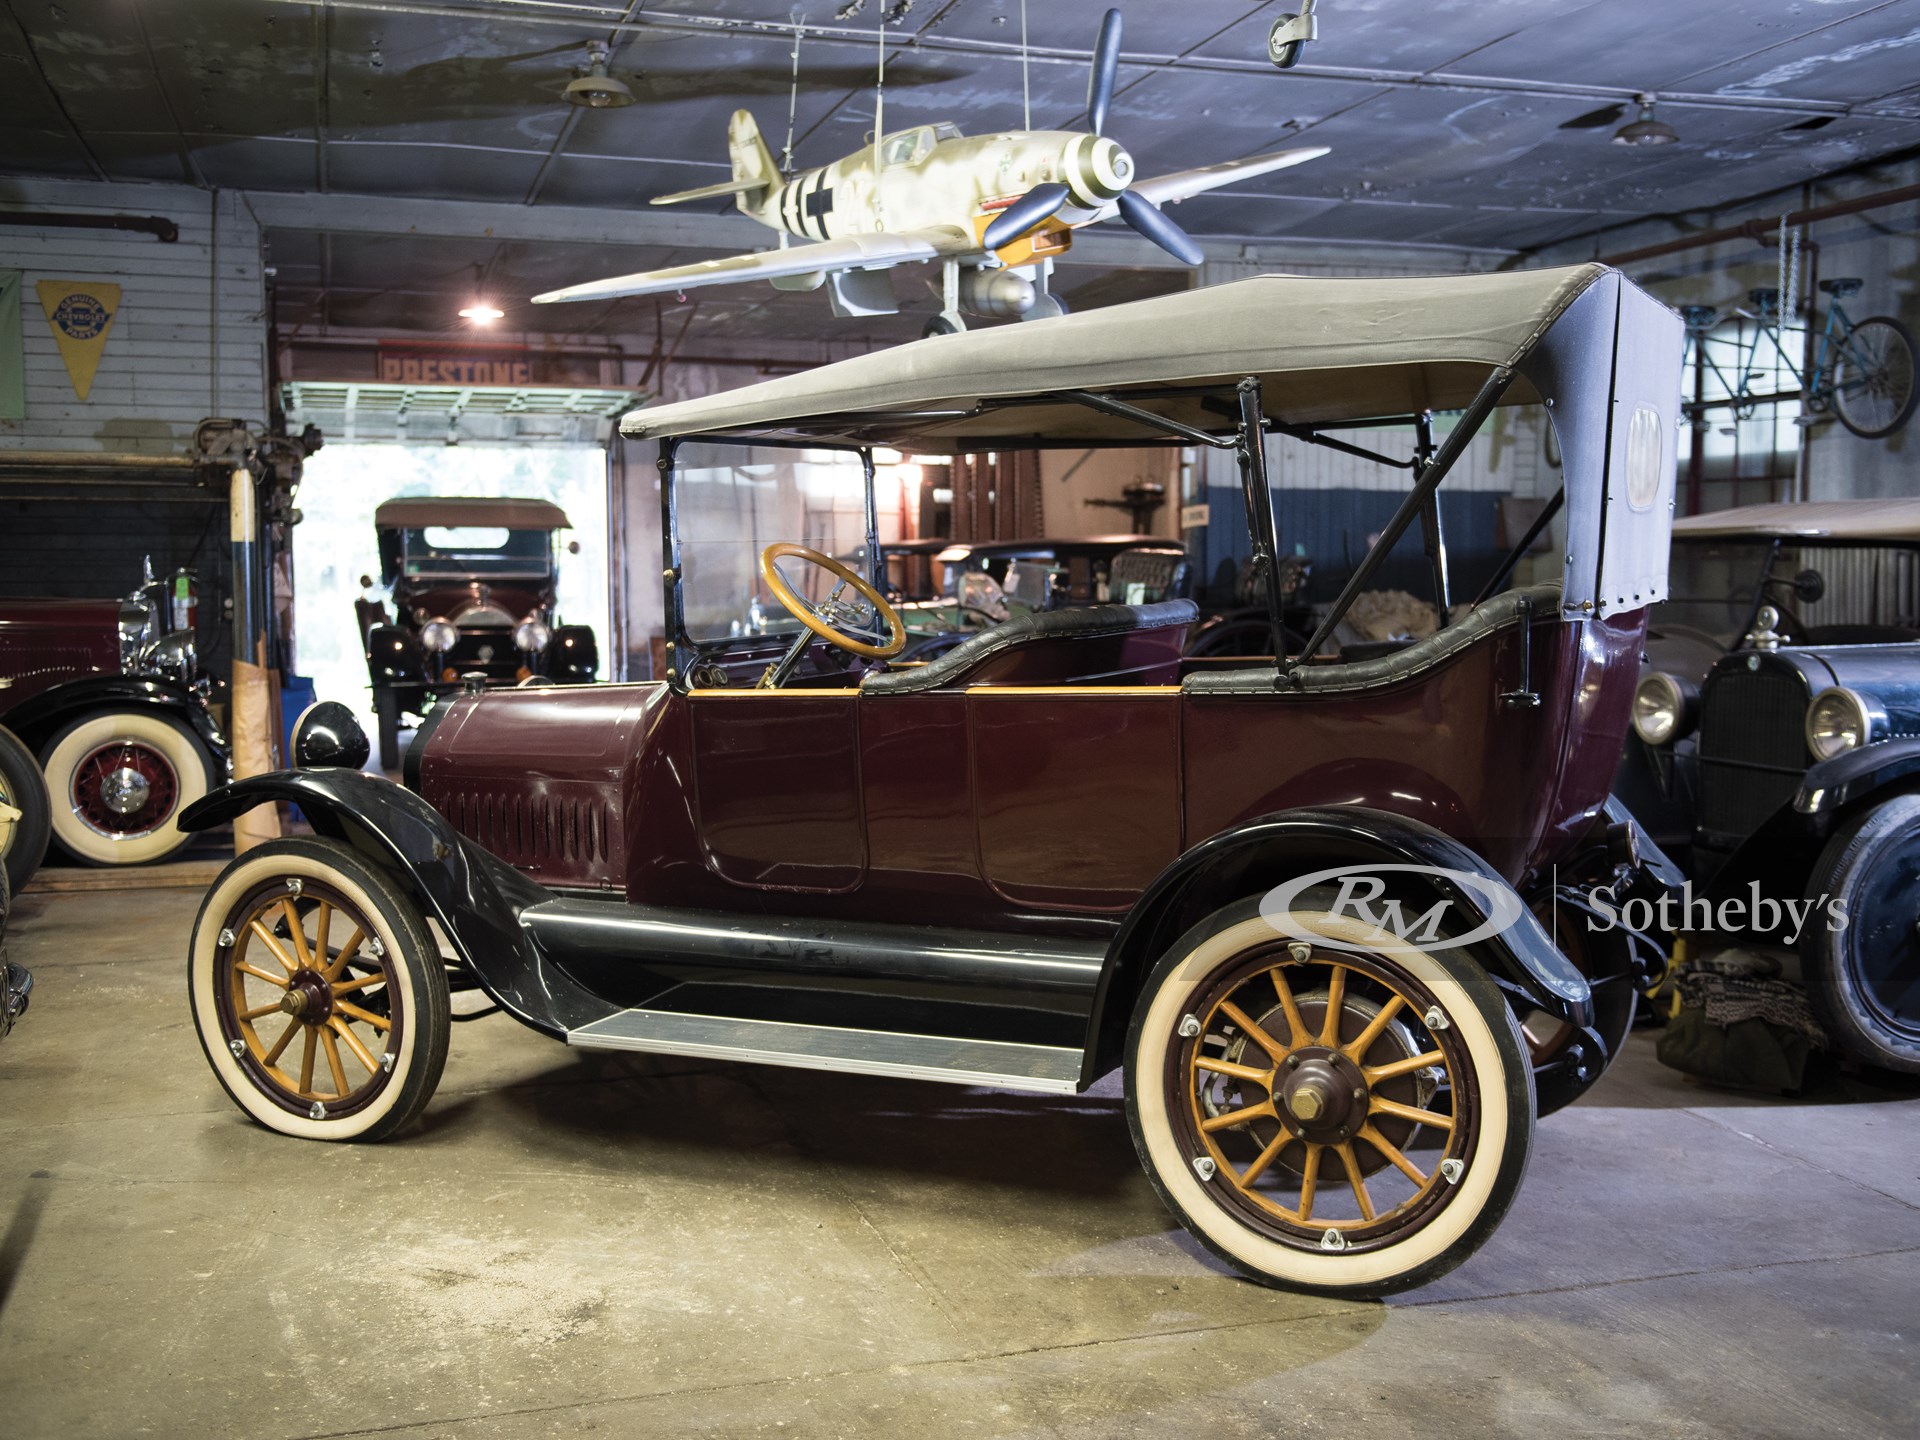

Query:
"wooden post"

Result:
[[228, 464, 281, 854]]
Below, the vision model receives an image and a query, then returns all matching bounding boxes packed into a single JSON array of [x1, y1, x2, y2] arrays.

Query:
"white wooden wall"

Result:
[[0, 177, 266, 455]]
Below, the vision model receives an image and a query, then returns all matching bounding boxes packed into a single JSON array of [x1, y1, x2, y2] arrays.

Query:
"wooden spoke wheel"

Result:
[[1127, 900, 1534, 1296], [189, 838, 449, 1141]]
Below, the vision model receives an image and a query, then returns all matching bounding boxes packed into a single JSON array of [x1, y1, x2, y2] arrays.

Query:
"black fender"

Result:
[[0, 674, 228, 766], [366, 624, 427, 685], [177, 769, 616, 1039], [1794, 737, 1920, 818], [542, 624, 598, 682], [1082, 806, 1590, 1087]]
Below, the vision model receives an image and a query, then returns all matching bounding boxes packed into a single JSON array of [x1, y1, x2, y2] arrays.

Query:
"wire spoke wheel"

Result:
[[1831, 315, 1918, 440], [189, 838, 450, 1141], [71, 740, 179, 837]]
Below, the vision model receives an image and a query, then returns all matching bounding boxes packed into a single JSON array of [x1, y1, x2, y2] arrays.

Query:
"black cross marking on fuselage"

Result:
[[804, 186, 835, 220]]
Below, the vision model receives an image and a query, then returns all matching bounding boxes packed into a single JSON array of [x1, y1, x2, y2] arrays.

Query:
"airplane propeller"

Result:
[[980, 8, 1209, 267]]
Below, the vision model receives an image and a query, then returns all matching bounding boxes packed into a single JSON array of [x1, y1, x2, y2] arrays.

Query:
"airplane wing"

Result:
[[1129, 145, 1329, 209], [531, 228, 968, 306]]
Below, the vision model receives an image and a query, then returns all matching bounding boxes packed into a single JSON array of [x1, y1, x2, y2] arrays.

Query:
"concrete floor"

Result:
[[2, 886, 1917, 1439]]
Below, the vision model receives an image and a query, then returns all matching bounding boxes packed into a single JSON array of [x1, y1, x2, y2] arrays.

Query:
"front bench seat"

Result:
[[863, 599, 1198, 696], [1182, 583, 1563, 696]]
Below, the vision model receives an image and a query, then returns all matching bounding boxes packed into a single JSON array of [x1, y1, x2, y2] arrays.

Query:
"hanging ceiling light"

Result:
[[459, 264, 504, 325], [565, 41, 636, 109], [1614, 94, 1680, 146]]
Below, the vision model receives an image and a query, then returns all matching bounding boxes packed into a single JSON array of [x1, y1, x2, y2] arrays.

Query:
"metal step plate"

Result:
[[567, 1008, 1083, 1094]]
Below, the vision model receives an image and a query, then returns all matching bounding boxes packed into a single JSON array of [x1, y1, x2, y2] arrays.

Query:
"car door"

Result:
[[687, 690, 867, 892], [967, 689, 1183, 912]]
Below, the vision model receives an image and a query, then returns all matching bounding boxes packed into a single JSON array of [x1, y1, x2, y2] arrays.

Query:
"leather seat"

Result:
[[1183, 584, 1562, 695], [863, 599, 1198, 696]]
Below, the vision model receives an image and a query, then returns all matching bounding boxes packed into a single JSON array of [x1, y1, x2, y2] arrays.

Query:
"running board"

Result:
[[567, 1008, 1083, 1094]]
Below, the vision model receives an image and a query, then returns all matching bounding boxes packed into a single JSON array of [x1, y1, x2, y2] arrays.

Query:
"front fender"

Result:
[[542, 624, 599, 682], [1794, 737, 1920, 816], [0, 674, 227, 763], [366, 625, 427, 684], [1083, 807, 1590, 1086], [178, 769, 615, 1038]]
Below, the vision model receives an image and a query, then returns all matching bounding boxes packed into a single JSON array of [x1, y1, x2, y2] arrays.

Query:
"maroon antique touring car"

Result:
[[179, 265, 1681, 1295], [0, 564, 225, 875], [358, 497, 597, 767]]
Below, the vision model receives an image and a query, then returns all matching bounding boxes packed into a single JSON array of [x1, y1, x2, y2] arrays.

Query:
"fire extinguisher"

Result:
[[170, 567, 199, 635]]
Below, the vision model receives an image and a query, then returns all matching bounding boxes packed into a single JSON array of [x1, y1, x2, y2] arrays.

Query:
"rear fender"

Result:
[[1084, 807, 1589, 1086], [0, 674, 227, 763], [177, 769, 614, 1038]]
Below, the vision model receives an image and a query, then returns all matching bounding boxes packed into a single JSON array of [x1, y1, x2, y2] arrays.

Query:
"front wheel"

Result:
[[1802, 795, 1920, 1073], [1125, 900, 1534, 1296], [1831, 315, 1917, 439], [188, 837, 450, 1140], [40, 709, 214, 866]]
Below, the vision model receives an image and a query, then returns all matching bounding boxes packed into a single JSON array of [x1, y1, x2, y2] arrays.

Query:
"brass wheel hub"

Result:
[[278, 969, 334, 1023], [1277, 1046, 1368, 1143]]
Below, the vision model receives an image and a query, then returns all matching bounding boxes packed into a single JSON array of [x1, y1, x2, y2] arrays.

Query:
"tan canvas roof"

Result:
[[373, 497, 571, 530], [1672, 500, 1920, 542], [622, 264, 1619, 449]]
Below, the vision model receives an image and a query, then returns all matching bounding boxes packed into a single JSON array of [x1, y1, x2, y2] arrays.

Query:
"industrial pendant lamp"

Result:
[[1614, 94, 1680, 146], [565, 41, 636, 109]]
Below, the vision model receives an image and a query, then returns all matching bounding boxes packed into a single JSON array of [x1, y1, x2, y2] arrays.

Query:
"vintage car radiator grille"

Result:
[[1696, 666, 1809, 842], [440, 786, 615, 879]]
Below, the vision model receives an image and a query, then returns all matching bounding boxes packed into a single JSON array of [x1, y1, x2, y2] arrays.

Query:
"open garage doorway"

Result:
[[291, 444, 610, 767]]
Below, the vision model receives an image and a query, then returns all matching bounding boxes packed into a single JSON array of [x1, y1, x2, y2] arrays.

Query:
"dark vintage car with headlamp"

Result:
[[0, 560, 226, 872], [1615, 498, 1920, 1073], [179, 265, 1679, 1296], [356, 497, 598, 766]]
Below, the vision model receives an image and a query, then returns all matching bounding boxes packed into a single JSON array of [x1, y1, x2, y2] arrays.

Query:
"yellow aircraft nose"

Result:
[[1062, 133, 1133, 207]]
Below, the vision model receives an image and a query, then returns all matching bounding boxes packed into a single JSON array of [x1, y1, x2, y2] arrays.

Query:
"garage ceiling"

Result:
[[6, 0, 1920, 344]]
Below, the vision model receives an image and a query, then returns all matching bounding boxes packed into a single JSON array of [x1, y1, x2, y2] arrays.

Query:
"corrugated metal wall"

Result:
[[1, 177, 266, 452], [1, 179, 264, 679]]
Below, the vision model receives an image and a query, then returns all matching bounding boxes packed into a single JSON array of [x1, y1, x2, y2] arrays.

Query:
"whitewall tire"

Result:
[[1125, 900, 1535, 1296], [188, 838, 450, 1141], [40, 709, 213, 866]]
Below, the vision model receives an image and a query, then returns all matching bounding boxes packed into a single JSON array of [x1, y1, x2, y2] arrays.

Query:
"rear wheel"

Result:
[[1832, 315, 1917, 439], [0, 724, 52, 893], [1125, 900, 1534, 1296], [40, 709, 212, 866], [1802, 796, 1920, 1073], [188, 837, 450, 1140]]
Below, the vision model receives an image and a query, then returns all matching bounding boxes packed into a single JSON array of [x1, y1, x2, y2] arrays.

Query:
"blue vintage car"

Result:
[[1615, 498, 1920, 1072]]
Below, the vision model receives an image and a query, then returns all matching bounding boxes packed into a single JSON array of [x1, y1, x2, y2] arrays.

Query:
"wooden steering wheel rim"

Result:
[[759, 542, 908, 660]]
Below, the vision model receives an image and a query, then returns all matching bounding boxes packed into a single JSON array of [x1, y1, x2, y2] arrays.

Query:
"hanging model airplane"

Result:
[[531, 8, 1326, 333]]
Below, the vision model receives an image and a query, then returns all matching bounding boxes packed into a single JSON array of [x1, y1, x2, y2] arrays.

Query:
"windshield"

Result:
[[399, 525, 552, 578], [1658, 537, 1920, 644], [675, 443, 881, 643]]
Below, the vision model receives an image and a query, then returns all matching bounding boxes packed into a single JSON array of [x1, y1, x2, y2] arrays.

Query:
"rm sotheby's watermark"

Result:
[[1261, 864, 1849, 948]]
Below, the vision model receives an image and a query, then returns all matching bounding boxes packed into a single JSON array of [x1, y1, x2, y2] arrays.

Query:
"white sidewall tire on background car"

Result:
[[189, 837, 450, 1142], [1126, 902, 1536, 1296], [40, 709, 214, 866]]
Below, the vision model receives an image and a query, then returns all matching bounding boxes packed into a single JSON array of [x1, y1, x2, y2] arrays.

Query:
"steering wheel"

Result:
[[759, 543, 908, 662]]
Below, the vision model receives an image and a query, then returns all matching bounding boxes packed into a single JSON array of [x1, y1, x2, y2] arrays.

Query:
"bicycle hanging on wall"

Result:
[[1681, 276, 1917, 440]]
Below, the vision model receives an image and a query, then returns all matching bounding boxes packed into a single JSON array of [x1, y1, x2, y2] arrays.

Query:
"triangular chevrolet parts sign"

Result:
[[37, 280, 121, 402]]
